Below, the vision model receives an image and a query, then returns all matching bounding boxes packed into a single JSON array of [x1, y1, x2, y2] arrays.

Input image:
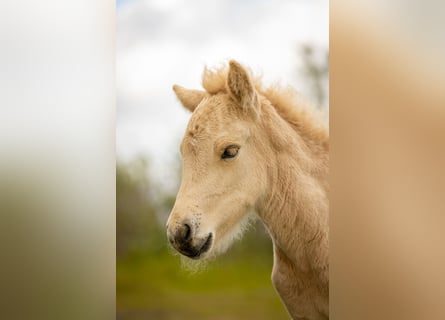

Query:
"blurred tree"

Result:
[[299, 44, 329, 108], [116, 157, 165, 258]]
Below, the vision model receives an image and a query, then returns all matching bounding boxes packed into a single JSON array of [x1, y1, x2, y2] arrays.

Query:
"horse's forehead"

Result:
[[189, 106, 218, 130], [181, 96, 245, 156], [187, 95, 235, 133]]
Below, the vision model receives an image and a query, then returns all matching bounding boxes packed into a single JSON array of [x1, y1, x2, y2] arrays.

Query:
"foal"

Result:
[[166, 60, 329, 320]]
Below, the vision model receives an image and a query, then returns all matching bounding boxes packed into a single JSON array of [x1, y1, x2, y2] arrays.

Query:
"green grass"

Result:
[[117, 246, 289, 319]]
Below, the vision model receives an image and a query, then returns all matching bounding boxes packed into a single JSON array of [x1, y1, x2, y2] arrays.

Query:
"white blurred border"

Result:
[[0, 1, 115, 319]]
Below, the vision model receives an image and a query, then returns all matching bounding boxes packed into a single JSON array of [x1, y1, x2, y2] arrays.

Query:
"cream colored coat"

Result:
[[167, 60, 329, 320]]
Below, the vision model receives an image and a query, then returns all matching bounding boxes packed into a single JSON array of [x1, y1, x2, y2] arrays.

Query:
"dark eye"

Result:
[[221, 145, 239, 159]]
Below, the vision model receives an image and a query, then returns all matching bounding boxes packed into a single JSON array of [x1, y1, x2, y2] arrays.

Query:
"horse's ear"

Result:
[[172, 85, 205, 112], [227, 60, 258, 110]]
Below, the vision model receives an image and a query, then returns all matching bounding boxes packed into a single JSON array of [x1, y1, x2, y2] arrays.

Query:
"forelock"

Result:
[[202, 64, 228, 94]]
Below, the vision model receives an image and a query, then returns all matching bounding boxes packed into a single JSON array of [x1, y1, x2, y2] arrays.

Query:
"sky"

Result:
[[116, 0, 328, 183]]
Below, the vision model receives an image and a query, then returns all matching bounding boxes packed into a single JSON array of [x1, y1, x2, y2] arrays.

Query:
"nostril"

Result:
[[173, 222, 193, 244], [183, 223, 191, 241]]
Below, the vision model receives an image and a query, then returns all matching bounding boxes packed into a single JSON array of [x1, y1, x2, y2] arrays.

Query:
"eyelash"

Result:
[[221, 145, 240, 160]]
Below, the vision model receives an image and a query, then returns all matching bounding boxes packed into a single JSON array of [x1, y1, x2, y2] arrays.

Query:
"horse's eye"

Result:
[[221, 145, 239, 159]]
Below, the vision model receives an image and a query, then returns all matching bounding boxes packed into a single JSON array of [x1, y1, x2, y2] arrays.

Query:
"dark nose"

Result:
[[167, 222, 213, 259], [170, 223, 192, 245]]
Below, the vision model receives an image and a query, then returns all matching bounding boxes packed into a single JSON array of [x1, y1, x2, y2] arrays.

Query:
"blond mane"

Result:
[[201, 64, 329, 151]]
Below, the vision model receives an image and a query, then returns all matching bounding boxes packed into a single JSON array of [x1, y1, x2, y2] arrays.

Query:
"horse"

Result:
[[166, 60, 329, 320]]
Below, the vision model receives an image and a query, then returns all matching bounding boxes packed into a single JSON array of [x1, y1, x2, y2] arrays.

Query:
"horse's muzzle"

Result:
[[167, 223, 213, 259]]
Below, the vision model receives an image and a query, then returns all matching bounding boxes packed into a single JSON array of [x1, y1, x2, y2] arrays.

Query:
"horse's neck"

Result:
[[257, 132, 329, 275]]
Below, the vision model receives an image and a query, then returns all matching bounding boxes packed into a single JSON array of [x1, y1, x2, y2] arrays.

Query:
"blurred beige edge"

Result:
[[331, 1, 445, 319]]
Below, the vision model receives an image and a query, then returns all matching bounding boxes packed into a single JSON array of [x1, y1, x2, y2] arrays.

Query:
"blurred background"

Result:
[[116, 0, 328, 319], [2, 1, 444, 320]]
